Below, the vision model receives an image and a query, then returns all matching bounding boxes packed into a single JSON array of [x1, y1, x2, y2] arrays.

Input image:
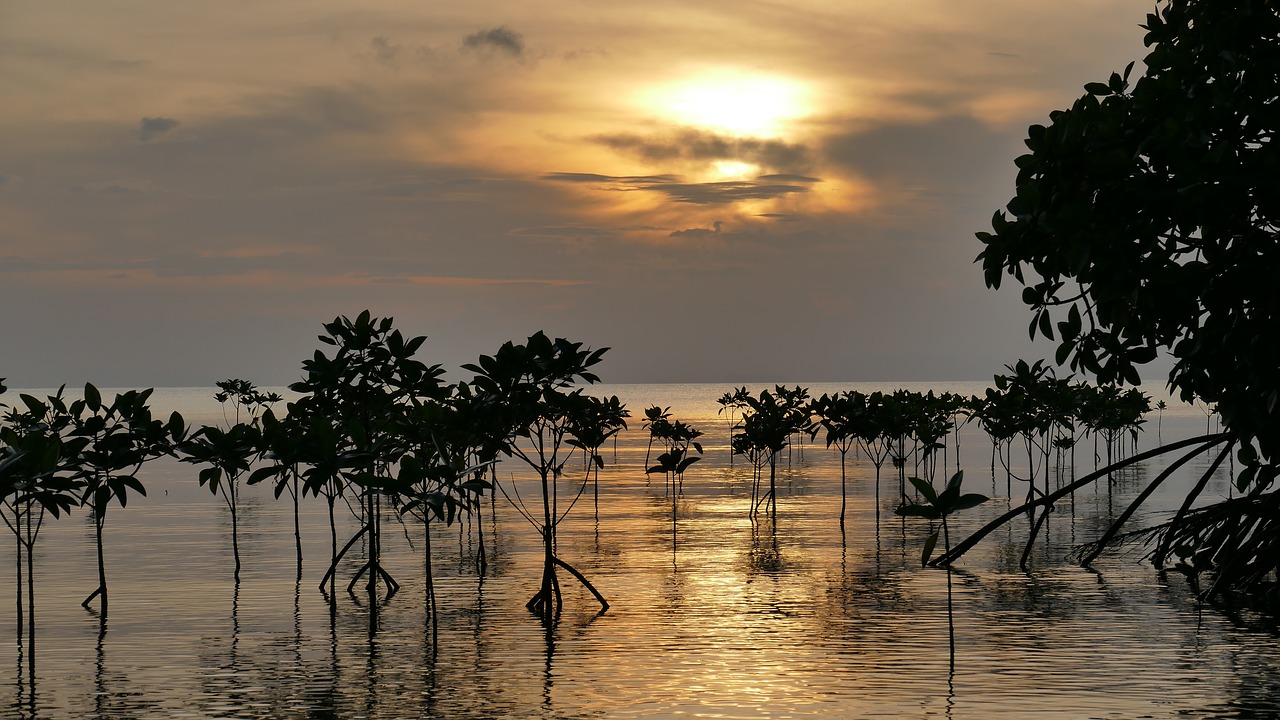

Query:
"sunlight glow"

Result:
[[641, 71, 811, 137], [709, 160, 758, 179]]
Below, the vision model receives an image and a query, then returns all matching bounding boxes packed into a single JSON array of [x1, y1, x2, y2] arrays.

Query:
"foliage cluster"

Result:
[[976, 0, 1279, 594], [0, 313, 629, 649]]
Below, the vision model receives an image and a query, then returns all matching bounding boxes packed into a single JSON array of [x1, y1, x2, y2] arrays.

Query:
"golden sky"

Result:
[[0, 1, 1152, 386]]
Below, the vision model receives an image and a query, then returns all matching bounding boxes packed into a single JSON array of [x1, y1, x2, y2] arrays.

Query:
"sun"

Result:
[[638, 70, 811, 138]]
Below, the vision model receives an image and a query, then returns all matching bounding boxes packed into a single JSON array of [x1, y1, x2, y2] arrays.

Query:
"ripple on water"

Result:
[[0, 404, 1270, 718]]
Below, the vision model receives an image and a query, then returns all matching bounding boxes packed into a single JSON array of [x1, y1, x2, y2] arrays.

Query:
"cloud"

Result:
[[462, 26, 524, 57], [593, 129, 812, 173], [823, 115, 1019, 198], [371, 36, 400, 66], [669, 221, 723, 238], [756, 174, 819, 184], [541, 172, 679, 185], [136, 116, 179, 141], [649, 180, 811, 205], [542, 172, 814, 205]]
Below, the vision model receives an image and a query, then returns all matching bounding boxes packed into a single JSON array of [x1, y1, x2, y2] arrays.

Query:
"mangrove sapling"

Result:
[[992, 361, 1057, 504], [854, 392, 897, 515], [1156, 400, 1167, 442], [248, 409, 315, 578], [716, 387, 750, 466], [464, 332, 615, 619], [67, 385, 175, 613], [808, 392, 860, 529], [645, 418, 702, 496], [972, 391, 1016, 493], [895, 471, 988, 668], [288, 312, 447, 611], [940, 393, 973, 479], [291, 409, 355, 602], [177, 380, 281, 583], [0, 388, 82, 657], [447, 380, 513, 574], [394, 452, 482, 649], [566, 395, 629, 522], [648, 443, 701, 553], [215, 379, 281, 428], [879, 391, 918, 502], [646, 417, 703, 527], [731, 431, 767, 517], [421, 381, 503, 575], [641, 406, 673, 479], [391, 391, 498, 645], [734, 389, 808, 524], [909, 391, 954, 484], [179, 422, 260, 582], [773, 385, 811, 468]]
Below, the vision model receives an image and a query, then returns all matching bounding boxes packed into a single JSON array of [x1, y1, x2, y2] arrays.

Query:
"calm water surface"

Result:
[[1, 382, 1276, 719]]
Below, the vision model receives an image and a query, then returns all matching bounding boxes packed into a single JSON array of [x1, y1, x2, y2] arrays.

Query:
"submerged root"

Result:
[[934, 434, 1226, 568], [525, 556, 609, 617], [1139, 490, 1280, 599], [346, 560, 400, 599]]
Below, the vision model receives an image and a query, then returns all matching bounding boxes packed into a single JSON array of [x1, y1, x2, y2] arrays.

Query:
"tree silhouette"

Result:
[[0, 387, 81, 663], [67, 385, 175, 613], [716, 387, 750, 466], [566, 394, 629, 521], [733, 388, 809, 524], [808, 392, 860, 528], [896, 471, 987, 671], [179, 421, 259, 582], [644, 417, 702, 497], [287, 312, 447, 614], [464, 332, 616, 620], [975, 0, 1274, 593]]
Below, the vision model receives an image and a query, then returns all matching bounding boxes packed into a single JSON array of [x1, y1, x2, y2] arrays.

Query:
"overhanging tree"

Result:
[[969, 0, 1278, 594]]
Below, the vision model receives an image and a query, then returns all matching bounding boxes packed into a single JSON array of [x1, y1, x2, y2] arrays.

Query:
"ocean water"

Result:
[[0, 382, 1272, 719]]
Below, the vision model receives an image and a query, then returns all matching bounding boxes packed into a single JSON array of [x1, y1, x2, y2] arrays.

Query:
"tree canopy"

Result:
[[977, 0, 1280, 480]]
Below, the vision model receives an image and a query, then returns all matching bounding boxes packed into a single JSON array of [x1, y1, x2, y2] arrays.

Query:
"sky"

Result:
[[0, 1, 1156, 388]]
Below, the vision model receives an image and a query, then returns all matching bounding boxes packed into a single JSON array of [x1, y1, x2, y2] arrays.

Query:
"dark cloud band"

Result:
[[592, 129, 811, 173], [542, 172, 816, 205]]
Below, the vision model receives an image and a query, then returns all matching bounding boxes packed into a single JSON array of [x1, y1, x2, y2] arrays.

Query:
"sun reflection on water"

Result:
[[0, 383, 1273, 718]]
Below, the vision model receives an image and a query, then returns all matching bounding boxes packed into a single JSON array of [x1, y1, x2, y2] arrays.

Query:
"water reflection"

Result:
[[0, 396, 1276, 717]]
